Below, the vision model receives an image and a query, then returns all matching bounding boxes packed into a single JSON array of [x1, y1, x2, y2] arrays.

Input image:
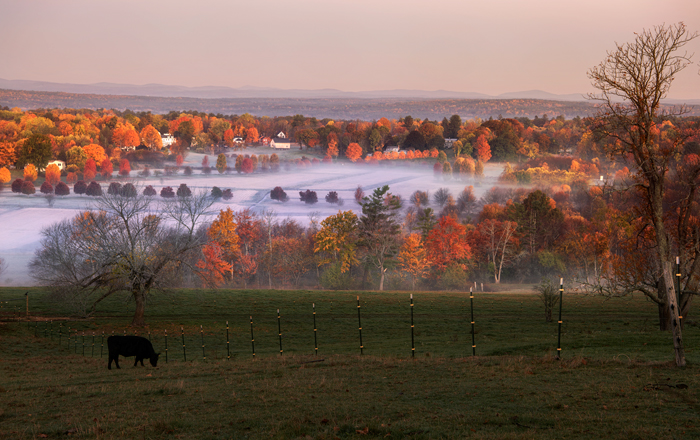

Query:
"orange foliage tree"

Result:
[[425, 216, 471, 274], [475, 134, 492, 162], [112, 124, 140, 149], [44, 163, 61, 185], [345, 142, 363, 162], [398, 233, 429, 289], [23, 164, 38, 182], [83, 144, 107, 164], [140, 125, 163, 150]]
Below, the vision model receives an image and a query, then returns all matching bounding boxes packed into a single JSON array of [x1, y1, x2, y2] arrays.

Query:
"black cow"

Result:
[[107, 336, 160, 370]]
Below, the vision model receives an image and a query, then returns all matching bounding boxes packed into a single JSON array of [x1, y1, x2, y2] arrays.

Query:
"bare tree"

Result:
[[30, 192, 213, 326], [587, 23, 698, 366]]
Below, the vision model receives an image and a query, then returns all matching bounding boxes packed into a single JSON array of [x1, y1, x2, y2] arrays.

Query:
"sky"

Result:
[[1, 0, 700, 98]]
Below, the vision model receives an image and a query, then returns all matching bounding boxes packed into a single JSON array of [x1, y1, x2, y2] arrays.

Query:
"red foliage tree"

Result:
[[425, 216, 471, 274], [241, 158, 254, 174], [100, 158, 113, 180], [84, 159, 97, 181], [475, 134, 492, 163], [40, 181, 53, 194], [119, 159, 131, 177]]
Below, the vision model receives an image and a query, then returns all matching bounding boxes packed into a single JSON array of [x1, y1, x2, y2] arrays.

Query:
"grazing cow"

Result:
[[107, 335, 160, 370]]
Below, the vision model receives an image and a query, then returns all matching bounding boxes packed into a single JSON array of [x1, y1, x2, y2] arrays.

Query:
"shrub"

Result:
[[143, 185, 157, 196], [107, 182, 122, 195], [325, 191, 339, 204], [160, 186, 175, 198], [164, 166, 176, 176], [536, 278, 560, 322], [176, 183, 191, 198], [139, 167, 151, 177], [11, 178, 23, 193], [299, 189, 318, 204], [222, 189, 233, 200], [270, 186, 288, 202], [55, 181, 70, 196], [202, 166, 211, 174], [433, 161, 443, 176], [40, 181, 54, 194], [74, 180, 87, 195], [211, 186, 223, 198], [436, 263, 467, 290], [86, 181, 102, 196], [319, 262, 354, 290], [21, 180, 36, 195], [121, 183, 137, 198], [184, 166, 192, 176]]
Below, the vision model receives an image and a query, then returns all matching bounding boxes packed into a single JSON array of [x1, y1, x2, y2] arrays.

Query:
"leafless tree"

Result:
[[587, 22, 698, 366], [30, 192, 213, 326]]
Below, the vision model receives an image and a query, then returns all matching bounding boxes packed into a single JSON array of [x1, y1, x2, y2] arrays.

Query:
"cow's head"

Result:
[[150, 353, 160, 367]]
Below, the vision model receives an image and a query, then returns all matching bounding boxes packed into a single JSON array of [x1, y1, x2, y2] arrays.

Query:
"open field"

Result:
[[1, 288, 699, 439], [0, 159, 507, 287]]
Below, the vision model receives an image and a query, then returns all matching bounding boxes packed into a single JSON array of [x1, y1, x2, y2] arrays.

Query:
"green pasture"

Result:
[[1, 287, 699, 439]]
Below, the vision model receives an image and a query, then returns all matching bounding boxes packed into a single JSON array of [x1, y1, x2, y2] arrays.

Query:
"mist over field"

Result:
[[0, 157, 507, 287]]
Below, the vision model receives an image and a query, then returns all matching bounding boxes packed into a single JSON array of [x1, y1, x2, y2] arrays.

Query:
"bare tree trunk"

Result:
[[662, 263, 686, 367], [379, 266, 385, 291], [132, 289, 146, 327]]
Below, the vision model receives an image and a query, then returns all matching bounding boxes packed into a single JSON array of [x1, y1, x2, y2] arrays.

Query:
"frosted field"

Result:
[[0, 153, 506, 286]]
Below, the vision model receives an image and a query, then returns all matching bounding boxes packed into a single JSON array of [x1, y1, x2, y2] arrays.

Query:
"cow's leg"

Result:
[[113, 356, 120, 369], [134, 357, 139, 367], [108, 357, 112, 370]]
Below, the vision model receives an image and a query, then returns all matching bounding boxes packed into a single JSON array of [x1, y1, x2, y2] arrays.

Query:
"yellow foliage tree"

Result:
[[44, 163, 61, 185], [0, 166, 10, 183], [314, 210, 359, 273]]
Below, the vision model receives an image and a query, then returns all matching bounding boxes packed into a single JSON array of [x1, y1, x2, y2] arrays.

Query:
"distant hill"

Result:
[[0, 78, 589, 101], [1, 88, 698, 120]]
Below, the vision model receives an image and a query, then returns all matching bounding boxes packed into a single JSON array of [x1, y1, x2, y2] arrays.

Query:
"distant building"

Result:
[[444, 138, 458, 149], [384, 146, 400, 153], [276, 131, 287, 139], [271, 136, 291, 149], [161, 133, 176, 147], [40, 160, 65, 172]]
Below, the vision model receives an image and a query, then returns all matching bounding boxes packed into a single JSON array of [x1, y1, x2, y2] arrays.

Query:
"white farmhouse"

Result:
[[161, 133, 176, 147], [271, 136, 291, 149]]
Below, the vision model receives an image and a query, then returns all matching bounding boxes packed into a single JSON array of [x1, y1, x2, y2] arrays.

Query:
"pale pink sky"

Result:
[[1, 0, 699, 98]]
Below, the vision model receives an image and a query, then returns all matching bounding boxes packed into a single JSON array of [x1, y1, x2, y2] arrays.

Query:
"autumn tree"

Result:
[[474, 135, 492, 163], [42, 163, 60, 186], [0, 167, 11, 184], [83, 144, 107, 164], [84, 159, 97, 181], [119, 158, 131, 177], [327, 132, 339, 158], [398, 233, 429, 289], [587, 23, 699, 366], [100, 158, 113, 180], [112, 124, 140, 149], [345, 142, 363, 162], [216, 154, 227, 174], [140, 125, 163, 150], [23, 164, 38, 182], [424, 215, 471, 275], [314, 210, 359, 273]]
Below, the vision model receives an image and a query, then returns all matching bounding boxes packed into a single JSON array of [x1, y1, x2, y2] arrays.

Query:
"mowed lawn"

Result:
[[1, 287, 699, 439]]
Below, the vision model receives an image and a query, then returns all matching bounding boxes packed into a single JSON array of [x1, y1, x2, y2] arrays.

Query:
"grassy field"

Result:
[[1, 287, 699, 439]]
